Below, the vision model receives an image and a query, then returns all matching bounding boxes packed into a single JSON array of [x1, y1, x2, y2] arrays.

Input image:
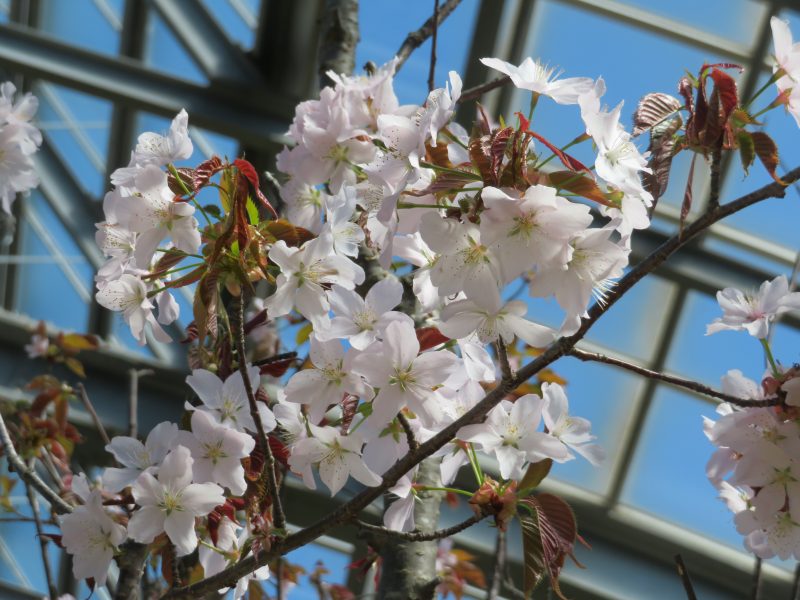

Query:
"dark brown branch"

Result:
[[356, 512, 486, 542], [114, 541, 149, 600], [162, 168, 800, 599], [751, 556, 762, 600], [495, 342, 512, 381], [674, 554, 698, 600], [76, 383, 111, 447], [569, 348, 782, 407], [395, 0, 463, 70], [235, 297, 285, 531], [458, 75, 511, 104], [396, 412, 418, 452], [24, 463, 57, 599], [0, 411, 72, 515], [708, 146, 723, 211], [487, 527, 506, 600], [792, 561, 800, 600], [427, 0, 440, 92]]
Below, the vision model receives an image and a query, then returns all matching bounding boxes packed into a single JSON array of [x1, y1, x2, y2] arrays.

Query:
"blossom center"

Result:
[[202, 440, 228, 465], [389, 367, 416, 391]]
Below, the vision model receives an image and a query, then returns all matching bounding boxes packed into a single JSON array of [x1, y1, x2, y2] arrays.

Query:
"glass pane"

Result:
[[356, 0, 481, 105], [284, 541, 352, 599], [35, 82, 113, 198], [39, 0, 123, 56], [144, 10, 207, 84], [15, 193, 93, 332], [621, 386, 744, 547], [200, 0, 258, 50], [615, 0, 766, 47]]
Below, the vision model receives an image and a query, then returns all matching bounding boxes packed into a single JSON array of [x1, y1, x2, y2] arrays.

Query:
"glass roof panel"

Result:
[[35, 81, 112, 198], [144, 9, 208, 84], [39, 0, 122, 56], [356, 0, 481, 105], [620, 385, 744, 547], [15, 192, 92, 333], [615, 0, 767, 47], [0, 0, 8, 23], [285, 541, 352, 599], [200, 0, 258, 50]]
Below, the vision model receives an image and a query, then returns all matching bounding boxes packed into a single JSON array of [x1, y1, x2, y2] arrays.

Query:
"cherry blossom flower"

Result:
[[284, 335, 373, 423], [439, 293, 553, 348], [288, 425, 381, 496], [706, 275, 800, 338], [280, 180, 326, 234], [59, 474, 126, 585], [95, 273, 172, 345], [542, 383, 604, 465], [186, 365, 276, 434], [321, 186, 364, 257], [770, 16, 800, 126], [132, 108, 193, 166], [103, 421, 178, 492], [266, 233, 364, 329], [128, 445, 225, 556], [480, 57, 593, 104], [458, 394, 569, 480], [178, 410, 256, 496], [352, 320, 458, 430], [0, 124, 39, 214], [317, 277, 413, 349]]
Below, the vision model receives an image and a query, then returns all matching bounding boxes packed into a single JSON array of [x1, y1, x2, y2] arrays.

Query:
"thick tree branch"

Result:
[[0, 411, 72, 515], [162, 168, 800, 599], [569, 348, 782, 407], [317, 0, 359, 89], [356, 512, 486, 542], [395, 0, 463, 70], [235, 296, 285, 531]]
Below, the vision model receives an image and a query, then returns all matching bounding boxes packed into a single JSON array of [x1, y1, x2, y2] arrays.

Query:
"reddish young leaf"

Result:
[[268, 434, 290, 467], [258, 357, 295, 377], [416, 326, 449, 351], [193, 156, 224, 191], [546, 171, 611, 206], [490, 126, 514, 182], [709, 68, 739, 124], [751, 131, 785, 184], [233, 158, 278, 218], [530, 131, 592, 174], [633, 93, 683, 136]]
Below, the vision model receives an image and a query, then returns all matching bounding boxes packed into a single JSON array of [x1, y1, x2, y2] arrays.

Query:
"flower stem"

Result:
[[760, 338, 780, 377], [417, 486, 473, 497], [167, 163, 212, 227]]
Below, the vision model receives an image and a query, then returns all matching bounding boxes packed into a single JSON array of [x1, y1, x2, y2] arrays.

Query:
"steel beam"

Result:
[[151, 0, 262, 84], [0, 23, 293, 149]]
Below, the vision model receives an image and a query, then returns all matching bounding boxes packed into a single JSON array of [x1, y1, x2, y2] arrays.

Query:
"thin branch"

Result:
[[395, 0, 463, 70], [674, 554, 698, 600], [707, 145, 723, 210], [76, 383, 111, 447], [276, 557, 285, 600], [235, 296, 285, 531], [128, 368, 153, 439], [355, 512, 486, 542], [427, 0, 440, 92], [458, 75, 511, 105], [0, 411, 72, 515], [495, 342, 513, 381], [569, 348, 782, 407], [396, 412, 418, 452], [487, 527, 506, 600], [751, 556, 762, 600], [23, 462, 57, 599], [162, 167, 800, 599]]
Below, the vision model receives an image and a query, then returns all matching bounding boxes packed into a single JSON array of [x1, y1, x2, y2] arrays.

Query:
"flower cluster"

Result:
[[771, 16, 800, 126], [705, 276, 800, 559], [0, 82, 42, 214]]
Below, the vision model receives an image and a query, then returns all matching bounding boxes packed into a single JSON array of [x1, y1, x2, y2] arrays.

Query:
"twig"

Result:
[[170, 543, 182, 588], [674, 554, 698, 600], [707, 145, 723, 210], [502, 576, 527, 600], [396, 0, 463, 69], [76, 383, 111, 447], [0, 411, 72, 515], [752, 556, 762, 600], [355, 512, 486, 542], [276, 557, 284, 600], [487, 528, 506, 600], [161, 167, 800, 599], [396, 412, 418, 452], [569, 348, 782, 407], [495, 342, 513, 381], [252, 351, 297, 368], [24, 461, 57, 599], [235, 296, 285, 531], [458, 75, 511, 104], [128, 368, 153, 439], [427, 0, 440, 92]]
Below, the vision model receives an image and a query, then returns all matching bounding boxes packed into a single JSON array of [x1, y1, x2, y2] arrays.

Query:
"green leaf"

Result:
[[737, 130, 755, 175], [246, 196, 260, 225], [519, 459, 553, 494], [295, 322, 313, 346]]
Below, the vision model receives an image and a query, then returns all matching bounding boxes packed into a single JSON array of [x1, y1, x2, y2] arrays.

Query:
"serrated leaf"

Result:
[[643, 114, 682, 203], [264, 220, 315, 247], [751, 131, 785, 184], [737, 130, 755, 175], [193, 156, 224, 191], [633, 93, 683, 136], [708, 68, 739, 123], [520, 511, 547, 595], [547, 171, 611, 206], [520, 459, 553, 493], [64, 357, 86, 379]]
